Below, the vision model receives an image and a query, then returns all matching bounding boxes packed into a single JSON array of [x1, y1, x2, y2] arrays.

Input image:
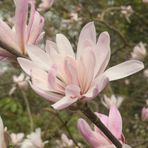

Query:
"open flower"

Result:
[[21, 128, 48, 148], [77, 106, 131, 148], [10, 133, 24, 146], [0, 0, 44, 61], [18, 22, 144, 110], [101, 95, 124, 109], [131, 42, 147, 61]]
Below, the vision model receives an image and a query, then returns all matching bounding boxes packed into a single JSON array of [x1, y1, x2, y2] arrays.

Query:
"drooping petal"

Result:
[[104, 60, 144, 81], [15, 0, 28, 53], [77, 22, 96, 58], [51, 96, 78, 110], [56, 34, 75, 58], [30, 83, 61, 102], [95, 32, 111, 77]]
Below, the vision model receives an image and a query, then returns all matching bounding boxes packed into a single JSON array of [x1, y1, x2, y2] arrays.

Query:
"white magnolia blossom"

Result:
[[21, 128, 48, 148], [101, 95, 124, 109], [10, 133, 24, 146], [131, 42, 147, 61], [9, 73, 29, 95], [55, 133, 82, 148], [121, 5, 133, 23]]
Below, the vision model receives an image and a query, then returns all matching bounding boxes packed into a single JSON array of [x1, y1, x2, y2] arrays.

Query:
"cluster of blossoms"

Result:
[[0, 0, 147, 148], [0, 117, 47, 148]]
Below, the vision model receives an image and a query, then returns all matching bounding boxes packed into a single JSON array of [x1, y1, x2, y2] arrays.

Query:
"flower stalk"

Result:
[[79, 103, 122, 148]]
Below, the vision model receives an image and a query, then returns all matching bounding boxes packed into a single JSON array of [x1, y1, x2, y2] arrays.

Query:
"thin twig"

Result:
[[21, 90, 34, 131]]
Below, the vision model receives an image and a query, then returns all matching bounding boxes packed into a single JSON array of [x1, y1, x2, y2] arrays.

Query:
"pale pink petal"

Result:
[[17, 58, 41, 75], [45, 40, 58, 55], [30, 83, 61, 102], [27, 45, 51, 70], [77, 22, 96, 58], [0, 20, 17, 50], [84, 75, 109, 100], [108, 106, 122, 140], [77, 118, 103, 148], [65, 84, 80, 97], [51, 96, 78, 110], [95, 32, 111, 77], [56, 34, 75, 58], [31, 68, 49, 91], [77, 49, 96, 93], [104, 60, 144, 81], [15, 0, 28, 52]]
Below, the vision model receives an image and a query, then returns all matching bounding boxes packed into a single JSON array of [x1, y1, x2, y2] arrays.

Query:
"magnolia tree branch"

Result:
[[79, 103, 122, 148]]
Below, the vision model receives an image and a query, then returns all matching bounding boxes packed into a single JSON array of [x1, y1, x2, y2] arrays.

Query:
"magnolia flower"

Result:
[[38, 0, 54, 12], [0, 0, 44, 61], [9, 73, 29, 95], [121, 5, 133, 23], [10, 133, 24, 146], [141, 107, 148, 121], [101, 95, 124, 109], [55, 134, 82, 148], [131, 42, 147, 61], [18, 22, 144, 110], [143, 0, 148, 3], [21, 128, 48, 148], [77, 106, 130, 148]]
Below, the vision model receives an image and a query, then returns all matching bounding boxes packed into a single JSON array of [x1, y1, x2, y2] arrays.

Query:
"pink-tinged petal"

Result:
[[78, 49, 96, 93], [77, 22, 96, 58], [65, 84, 80, 98], [64, 56, 79, 85], [45, 40, 58, 55], [51, 96, 78, 110], [122, 144, 131, 148], [0, 48, 16, 59], [104, 60, 144, 81], [30, 82, 61, 102], [27, 45, 51, 70], [28, 12, 44, 44], [77, 118, 104, 148], [17, 58, 40, 75], [31, 68, 49, 91], [95, 32, 111, 77], [108, 106, 122, 140], [56, 34, 75, 58], [35, 32, 45, 44], [15, 0, 28, 53], [0, 20, 18, 50], [84, 75, 109, 100], [95, 112, 109, 128]]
